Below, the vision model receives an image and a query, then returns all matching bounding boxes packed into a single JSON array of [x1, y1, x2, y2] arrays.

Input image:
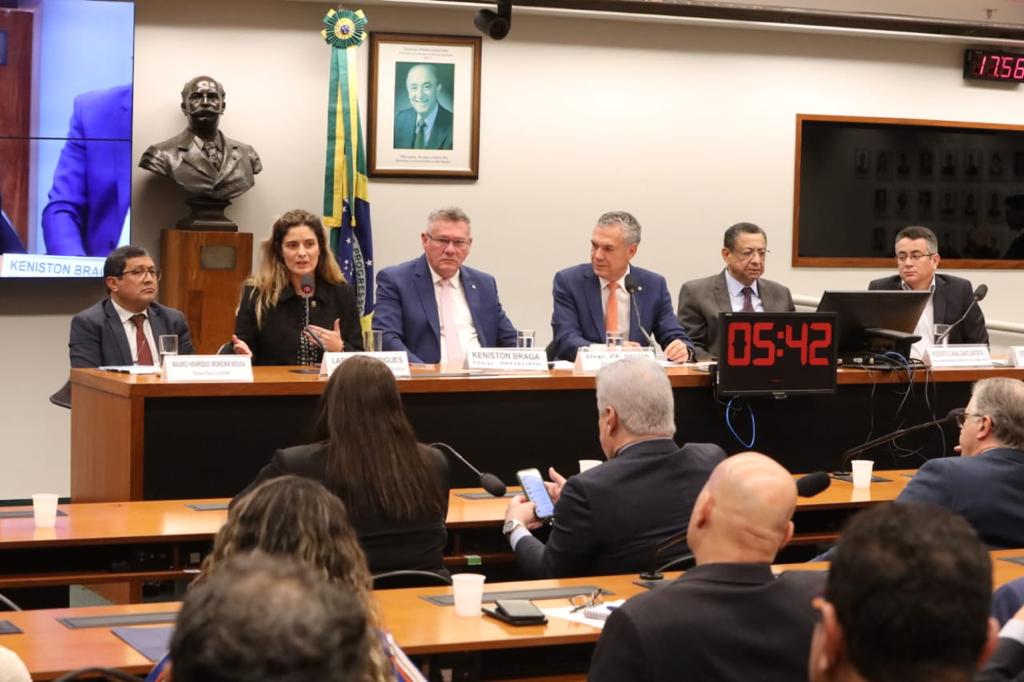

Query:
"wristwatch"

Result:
[[503, 518, 524, 536]]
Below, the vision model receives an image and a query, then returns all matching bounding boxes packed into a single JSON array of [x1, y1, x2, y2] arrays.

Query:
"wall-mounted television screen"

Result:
[[0, 0, 134, 278]]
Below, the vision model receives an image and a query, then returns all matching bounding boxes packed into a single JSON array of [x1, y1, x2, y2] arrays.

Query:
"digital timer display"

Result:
[[964, 49, 1024, 83], [715, 312, 837, 397]]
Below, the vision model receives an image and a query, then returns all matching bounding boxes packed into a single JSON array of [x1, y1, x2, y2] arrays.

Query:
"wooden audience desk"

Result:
[[0, 474, 911, 597], [7, 550, 1024, 681], [69, 364, 1021, 503]]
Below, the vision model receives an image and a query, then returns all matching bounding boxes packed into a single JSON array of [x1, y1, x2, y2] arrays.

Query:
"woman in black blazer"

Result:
[[237, 355, 450, 575]]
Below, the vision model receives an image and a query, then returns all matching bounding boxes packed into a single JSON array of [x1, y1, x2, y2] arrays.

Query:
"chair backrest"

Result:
[[49, 380, 71, 409], [216, 341, 235, 355], [372, 569, 453, 590], [53, 668, 143, 682]]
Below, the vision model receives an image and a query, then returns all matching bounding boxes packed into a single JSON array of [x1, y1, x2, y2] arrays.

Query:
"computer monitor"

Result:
[[816, 290, 931, 361]]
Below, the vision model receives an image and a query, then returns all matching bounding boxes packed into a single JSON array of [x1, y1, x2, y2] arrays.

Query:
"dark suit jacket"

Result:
[[42, 85, 132, 257], [589, 563, 825, 682], [993, 577, 1024, 626], [69, 298, 194, 368], [550, 264, 694, 362], [233, 278, 363, 365], [868, 273, 988, 346], [393, 105, 453, 150], [139, 129, 261, 201], [236, 442, 450, 575], [977, 637, 1024, 682], [897, 447, 1024, 549], [513, 438, 725, 579], [373, 255, 518, 364], [677, 271, 796, 359]]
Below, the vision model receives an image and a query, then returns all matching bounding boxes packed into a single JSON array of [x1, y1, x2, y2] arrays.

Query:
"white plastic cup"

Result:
[[579, 459, 602, 473], [851, 460, 874, 489], [32, 494, 59, 528], [451, 573, 486, 617], [363, 329, 383, 353], [516, 330, 536, 349]]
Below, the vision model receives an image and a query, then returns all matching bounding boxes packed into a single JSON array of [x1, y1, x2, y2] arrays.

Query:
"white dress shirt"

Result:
[[724, 270, 764, 312], [900, 276, 936, 360], [110, 298, 157, 365], [598, 267, 631, 339], [429, 266, 481, 363]]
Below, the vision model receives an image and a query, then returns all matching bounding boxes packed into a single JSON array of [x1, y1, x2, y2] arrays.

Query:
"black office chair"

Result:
[[216, 341, 235, 355], [372, 570, 453, 590], [0, 592, 21, 611], [49, 380, 71, 409]]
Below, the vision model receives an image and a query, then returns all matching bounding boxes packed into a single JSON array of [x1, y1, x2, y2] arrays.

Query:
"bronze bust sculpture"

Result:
[[139, 76, 261, 230]]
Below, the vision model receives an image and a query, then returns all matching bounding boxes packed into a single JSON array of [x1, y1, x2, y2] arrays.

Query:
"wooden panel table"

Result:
[[69, 364, 1023, 503], [6, 550, 1024, 681]]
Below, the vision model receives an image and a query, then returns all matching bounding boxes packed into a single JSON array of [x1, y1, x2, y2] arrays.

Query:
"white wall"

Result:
[[2, 0, 1021, 499]]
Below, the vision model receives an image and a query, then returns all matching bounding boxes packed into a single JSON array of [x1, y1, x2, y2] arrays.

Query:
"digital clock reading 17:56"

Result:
[[964, 49, 1024, 83]]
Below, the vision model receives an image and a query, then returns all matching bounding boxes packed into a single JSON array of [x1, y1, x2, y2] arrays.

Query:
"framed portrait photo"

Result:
[[368, 32, 481, 179]]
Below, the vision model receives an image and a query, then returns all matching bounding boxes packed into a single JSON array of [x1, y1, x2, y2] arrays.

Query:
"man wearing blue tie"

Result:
[[550, 211, 694, 363]]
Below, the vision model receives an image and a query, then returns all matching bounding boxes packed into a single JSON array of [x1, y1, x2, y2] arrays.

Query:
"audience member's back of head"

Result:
[[170, 552, 370, 682], [825, 503, 993, 682], [595, 357, 675, 437]]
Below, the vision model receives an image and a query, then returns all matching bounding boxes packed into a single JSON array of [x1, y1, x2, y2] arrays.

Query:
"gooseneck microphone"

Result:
[[835, 407, 964, 475], [624, 274, 659, 352], [638, 471, 834, 582], [934, 284, 987, 345], [299, 273, 325, 350], [430, 442, 507, 497]]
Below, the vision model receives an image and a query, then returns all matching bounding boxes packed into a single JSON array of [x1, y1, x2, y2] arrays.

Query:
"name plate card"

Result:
[[922, 345, 993, 368], [1007, 346, 1024, 367], [163, 355, 254, 382], [466, 348, 548, 372], [574, 345, 656, 372], [320, 352, 411, 378]]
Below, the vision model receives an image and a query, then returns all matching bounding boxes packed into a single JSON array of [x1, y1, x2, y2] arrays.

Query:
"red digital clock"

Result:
[[715, 312, 837, 397], [964, 49, 1024, 83]]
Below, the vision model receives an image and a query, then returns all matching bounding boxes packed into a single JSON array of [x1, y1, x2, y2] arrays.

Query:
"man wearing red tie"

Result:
[[68, 245, 193, 368], [550, 211, 694, 363]]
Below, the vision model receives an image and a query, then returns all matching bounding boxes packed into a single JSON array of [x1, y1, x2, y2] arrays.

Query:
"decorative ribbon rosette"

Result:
[[322, 8, 367, 49]]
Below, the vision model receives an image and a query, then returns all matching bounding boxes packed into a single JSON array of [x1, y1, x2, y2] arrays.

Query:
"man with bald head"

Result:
[[394, 63, 453, 150], [590, 452, 825, 682]]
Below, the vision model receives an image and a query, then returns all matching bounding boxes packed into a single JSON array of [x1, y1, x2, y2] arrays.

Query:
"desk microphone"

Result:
[[624, 274, 659, 352], [430, 442, 507, 497], [934, 284, 987, 345], [835, 407, 964, 475], [299, 274, 322, 350], [638, 471, 834, 581]]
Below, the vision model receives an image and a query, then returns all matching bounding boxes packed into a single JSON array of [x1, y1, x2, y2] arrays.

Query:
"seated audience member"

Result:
[[980, 603, 1024, 682], [0, 645, 30, 682], [169, 553, 371, 682], [190, 476, 422, 682], [550, 211, 694, 363], [808, 502, 1022, 682], [589, 452, 824, 682], [373, 207, 518, 366], [238, 356, 450, 575], [233, 209, 362, 365], [869, 225, 988, 359], [677, 222, 795, 359], [897, 377, 1024, 548], [69, 245, 193, 368], [503, 357, 724, 578]]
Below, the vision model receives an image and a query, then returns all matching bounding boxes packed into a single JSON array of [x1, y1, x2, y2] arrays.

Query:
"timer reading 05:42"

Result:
[[726, 320, 833, 367]]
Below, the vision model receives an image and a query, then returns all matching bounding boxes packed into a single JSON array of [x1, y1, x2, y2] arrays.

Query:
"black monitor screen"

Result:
[[816, 290, 931, 355]]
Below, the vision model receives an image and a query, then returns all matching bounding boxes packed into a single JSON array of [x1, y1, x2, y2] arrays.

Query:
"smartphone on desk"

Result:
[[516, 467, 555, 521], [482, 599, 547, 626]]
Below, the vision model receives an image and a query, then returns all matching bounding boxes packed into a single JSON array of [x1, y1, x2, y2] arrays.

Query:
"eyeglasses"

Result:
[[955, 410, 985, 429], [425, 234, 471, 250], [733, 248, 769, 261], [896, 252, 934, 262], [119, 268, 162, 281], [568, 589, 604, 612]]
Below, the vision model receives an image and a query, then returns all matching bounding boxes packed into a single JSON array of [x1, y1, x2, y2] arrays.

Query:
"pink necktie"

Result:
[[439, 279, 464, 367]]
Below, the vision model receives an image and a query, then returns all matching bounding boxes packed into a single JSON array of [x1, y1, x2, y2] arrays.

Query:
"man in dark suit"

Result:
[[373, 207, 518, 365], [503, 357, 725, 578], [42, 84, 132, 257], [393, 64, 453, 150], [589, 451, 822, 682], [69, 245, 193, 368], [897, 377, 1024, 549], [139, 76, 261, 201], [677, 222, 795, 360], [808, 503, 1016, 682], [868, 225, 988, 357], [550, 211, 694, 362]]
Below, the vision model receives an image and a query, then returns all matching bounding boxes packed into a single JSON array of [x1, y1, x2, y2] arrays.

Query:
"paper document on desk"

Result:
[[543, 599, 625, 628], [99, 365, 160, 374]]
